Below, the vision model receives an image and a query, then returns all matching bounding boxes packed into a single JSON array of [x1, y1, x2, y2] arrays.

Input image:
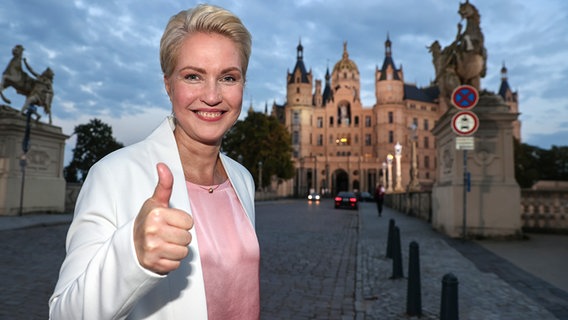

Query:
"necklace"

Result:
[[194, 156, 222, 194], [199, 184, 222, 194]]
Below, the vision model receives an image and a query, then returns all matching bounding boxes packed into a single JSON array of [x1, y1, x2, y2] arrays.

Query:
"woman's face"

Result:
[[165, 32, 244, 146]]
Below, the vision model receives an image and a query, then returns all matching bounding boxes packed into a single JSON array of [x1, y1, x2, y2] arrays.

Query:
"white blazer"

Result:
[[49, 117, 256, 320]]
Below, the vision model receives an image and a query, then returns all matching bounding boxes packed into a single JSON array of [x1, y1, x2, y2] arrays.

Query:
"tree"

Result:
[[64, 118, 124, 182], [222, 110, 294, 189], [513, 138, 541, 188], [514, 139, 568, 188]]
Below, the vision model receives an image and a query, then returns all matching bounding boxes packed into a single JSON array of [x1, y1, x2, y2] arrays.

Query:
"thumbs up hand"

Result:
[[133, 163, 194, 275]]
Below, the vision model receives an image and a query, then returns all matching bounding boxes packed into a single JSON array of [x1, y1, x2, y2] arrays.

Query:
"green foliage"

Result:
[[64, 118, 124, 182], [514, 138, 568, 188], [222, 111, 294, 189]]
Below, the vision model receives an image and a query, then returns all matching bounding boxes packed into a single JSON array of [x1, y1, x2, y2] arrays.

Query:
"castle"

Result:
[[272, 37, 519, 197]]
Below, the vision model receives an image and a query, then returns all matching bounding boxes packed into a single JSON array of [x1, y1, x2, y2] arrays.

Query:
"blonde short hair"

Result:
[[159, 4, 252, 79]]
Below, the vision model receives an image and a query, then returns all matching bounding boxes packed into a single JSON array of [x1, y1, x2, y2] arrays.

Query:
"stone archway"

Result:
[[333, 169, 348, 195]]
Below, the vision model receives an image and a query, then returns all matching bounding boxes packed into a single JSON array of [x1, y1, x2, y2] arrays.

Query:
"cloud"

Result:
[[1, 0, 567, 168]]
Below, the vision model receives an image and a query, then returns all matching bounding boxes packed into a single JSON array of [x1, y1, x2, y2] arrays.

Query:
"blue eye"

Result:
[[184, 74, 199, 81]]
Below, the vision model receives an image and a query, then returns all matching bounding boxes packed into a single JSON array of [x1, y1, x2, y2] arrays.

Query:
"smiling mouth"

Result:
[[195, 110, 223, 119]]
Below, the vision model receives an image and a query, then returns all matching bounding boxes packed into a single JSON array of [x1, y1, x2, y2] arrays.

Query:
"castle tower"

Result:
[[498, 62, 521, 141], [286, 40, 314, 159], [375, 35, 408, 187]]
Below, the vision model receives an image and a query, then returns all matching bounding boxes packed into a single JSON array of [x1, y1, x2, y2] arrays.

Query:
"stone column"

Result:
[[0, 106, 69, 215], [431, 93, 522, 238]]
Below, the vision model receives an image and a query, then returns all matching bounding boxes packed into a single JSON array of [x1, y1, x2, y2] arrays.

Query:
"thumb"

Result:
[[152, 162, 174, 207]]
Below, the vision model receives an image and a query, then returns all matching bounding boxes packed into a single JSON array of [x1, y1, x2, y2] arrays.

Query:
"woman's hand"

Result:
[[133, 163, 194, 275]]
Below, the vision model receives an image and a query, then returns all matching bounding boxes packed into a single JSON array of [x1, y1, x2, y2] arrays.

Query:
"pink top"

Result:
[[186, 179, 260, 320]]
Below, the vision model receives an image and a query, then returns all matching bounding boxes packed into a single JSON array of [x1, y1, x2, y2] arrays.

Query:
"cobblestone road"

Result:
[[1, 200, 567, 319], [0, 225, 67, 319], [256, 200, 358, 320]]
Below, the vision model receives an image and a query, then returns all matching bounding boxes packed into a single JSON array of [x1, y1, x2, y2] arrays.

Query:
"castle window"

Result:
[[317, 134, 323, 146], [388, 130, 394, 143], [293, 111, 300, 125], [296, 87, 300, 94], [292, 131, 299, 145], [365, 134, 372, 146], [388, 111, 393, 124], [317, 117, 323, 128], [424, 137, 429, 148], [425, 156, 430, 168], [424, 119, 429, 131], [365, 116, 372, 127], [354, 116, 359, 127], [329, 116, 334, 127]]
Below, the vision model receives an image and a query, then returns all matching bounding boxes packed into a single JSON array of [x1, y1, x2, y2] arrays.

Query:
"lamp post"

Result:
[[258, 161, 263, 191], [408, 124, 421, 191], [382, 161, 387, 188], [386, 154, 394, 193], [394, 142, 403, 192]]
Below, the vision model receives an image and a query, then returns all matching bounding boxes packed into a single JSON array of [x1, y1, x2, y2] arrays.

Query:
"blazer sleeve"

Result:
[[49, 160, 164, 320]]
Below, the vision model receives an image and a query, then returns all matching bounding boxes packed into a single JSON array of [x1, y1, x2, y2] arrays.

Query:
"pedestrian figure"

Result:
[[375, 183, 386, 216]]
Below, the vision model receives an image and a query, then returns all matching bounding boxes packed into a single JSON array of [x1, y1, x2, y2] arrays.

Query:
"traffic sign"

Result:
[[451, 85, 479, 110], [451, 111, 479, 136], [455, 136, 475, 150]]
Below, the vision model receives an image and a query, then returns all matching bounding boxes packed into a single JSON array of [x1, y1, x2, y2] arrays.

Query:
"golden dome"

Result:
[[333, 42, 359, 74]]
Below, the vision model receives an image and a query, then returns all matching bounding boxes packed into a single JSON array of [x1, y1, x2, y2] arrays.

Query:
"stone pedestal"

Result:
[[0, 105, 68, 216], [431, 93, 522, 238]]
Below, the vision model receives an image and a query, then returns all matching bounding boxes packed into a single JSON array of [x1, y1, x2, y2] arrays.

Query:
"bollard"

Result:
[[390, 226, 404, 279], [386, 218, 395, 259], [440, 273, 459, 320], [406, 241, 422, 317]]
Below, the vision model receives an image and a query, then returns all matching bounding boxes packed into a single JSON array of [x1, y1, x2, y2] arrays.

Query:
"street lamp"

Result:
[[408, 124, 421, 191], [258, 161, 263, 191], [386, 154, 394, 192], [382, 161, 387, 189], [394, 142, 403, 191]]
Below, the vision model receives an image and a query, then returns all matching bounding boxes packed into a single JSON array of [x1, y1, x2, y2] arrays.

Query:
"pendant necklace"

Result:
[[203, 184, 221, 194], [197, 157, 221, 194]]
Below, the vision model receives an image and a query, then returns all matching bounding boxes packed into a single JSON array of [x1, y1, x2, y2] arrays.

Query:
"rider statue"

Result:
[[428, 0, 487, 109], [0, 44, 54, 124]]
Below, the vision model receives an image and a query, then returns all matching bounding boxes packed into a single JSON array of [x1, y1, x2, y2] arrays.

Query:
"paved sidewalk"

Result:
[[0, 213, 72, 231], [356, 203, 568, 319]]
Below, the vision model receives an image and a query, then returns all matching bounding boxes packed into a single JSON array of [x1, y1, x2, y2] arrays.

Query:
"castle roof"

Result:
[[378, 35, 401, 81], [332, 42, 359, 74], [289, 41, 310, 84], [404, 84, 439, 103]]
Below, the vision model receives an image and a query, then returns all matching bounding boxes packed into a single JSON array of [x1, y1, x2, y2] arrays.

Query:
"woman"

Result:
[[49, 5, 259, 319]]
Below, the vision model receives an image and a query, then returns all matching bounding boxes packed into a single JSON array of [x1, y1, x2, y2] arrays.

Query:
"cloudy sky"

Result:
[[1, 0, 566, 165]]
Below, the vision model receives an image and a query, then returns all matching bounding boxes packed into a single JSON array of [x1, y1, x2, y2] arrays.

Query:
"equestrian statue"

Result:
[[428, 0, 487, 109], [0, 44, 54, 124]]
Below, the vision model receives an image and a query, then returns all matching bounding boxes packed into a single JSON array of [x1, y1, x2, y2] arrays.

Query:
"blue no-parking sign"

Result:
[[451, 85, 479, 110]]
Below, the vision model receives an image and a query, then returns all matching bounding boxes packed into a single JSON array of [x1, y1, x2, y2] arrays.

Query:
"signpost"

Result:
[[450, 85, 480, 240]]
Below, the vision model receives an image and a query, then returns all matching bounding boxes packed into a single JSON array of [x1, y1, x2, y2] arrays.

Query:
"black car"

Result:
[[358, 191, 374, 202], [334, 191, 359, 210]]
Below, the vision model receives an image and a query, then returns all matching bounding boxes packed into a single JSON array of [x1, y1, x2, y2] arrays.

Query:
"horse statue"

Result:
[[0, 44, 54, 124], [428, 0, 487, 107], [428, 40, 461, 109], [454, 0, 487, 88]]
